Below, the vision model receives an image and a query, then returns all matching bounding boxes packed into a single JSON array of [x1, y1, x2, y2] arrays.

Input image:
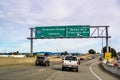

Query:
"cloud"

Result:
[[32, 39, 102, 53], [0, 0, 120, 52], [0, 0, 120, 25]]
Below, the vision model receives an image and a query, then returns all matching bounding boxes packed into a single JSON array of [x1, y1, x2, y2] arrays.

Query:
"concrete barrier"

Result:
[[101, 62, 120, 76]]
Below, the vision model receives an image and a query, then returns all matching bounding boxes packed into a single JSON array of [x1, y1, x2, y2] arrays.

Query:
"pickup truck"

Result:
[[62, 56, 79, 72]]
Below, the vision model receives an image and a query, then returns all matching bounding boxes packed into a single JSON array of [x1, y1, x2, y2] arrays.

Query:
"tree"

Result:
[[61, 51, 69, 56], [117, 52, 120, 56], [102, 46, 111, 54], [16, 51, 19, 54], [88, 49, 96, 54], [9, 51, 19, 55], [111, 48, 117, 58], [102, 46, 117, 58]]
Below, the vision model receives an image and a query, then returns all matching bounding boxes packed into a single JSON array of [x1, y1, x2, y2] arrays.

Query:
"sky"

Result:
[[0, 0, 120, 53]]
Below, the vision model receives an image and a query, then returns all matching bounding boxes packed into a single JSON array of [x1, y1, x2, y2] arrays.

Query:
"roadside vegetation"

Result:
[[102, 46, 117, 58], [88, 49, 96, 54]]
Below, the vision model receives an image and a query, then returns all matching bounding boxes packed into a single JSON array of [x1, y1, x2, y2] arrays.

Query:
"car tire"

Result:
[[45, 63, 47, 66], [76, 68, 78, 72], [35, 63, 38, 66], [48, 63, 50, 66], [62, 67, 64, 71]]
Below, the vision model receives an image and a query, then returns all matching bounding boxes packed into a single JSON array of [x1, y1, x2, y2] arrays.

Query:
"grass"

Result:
[[0, 57, 62, 66], [0, 57, 36, 65], [0, 54, 92, 66]]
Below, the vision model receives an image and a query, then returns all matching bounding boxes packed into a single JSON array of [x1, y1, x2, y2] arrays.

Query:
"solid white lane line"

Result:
[[90, 62, 102, 80]]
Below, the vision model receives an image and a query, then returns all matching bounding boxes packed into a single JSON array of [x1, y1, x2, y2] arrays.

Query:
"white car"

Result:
[[62, 56, 79, 72]]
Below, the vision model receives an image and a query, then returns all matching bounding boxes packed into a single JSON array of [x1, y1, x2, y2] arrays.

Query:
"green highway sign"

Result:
[[35, 27, 66, 38], [35, 25, 90, 38], [67, 25, 90, 37]]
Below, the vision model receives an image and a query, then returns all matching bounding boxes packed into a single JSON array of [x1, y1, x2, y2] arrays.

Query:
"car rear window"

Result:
[[37, 57, 45, 60], [65, 56, 77, 61]]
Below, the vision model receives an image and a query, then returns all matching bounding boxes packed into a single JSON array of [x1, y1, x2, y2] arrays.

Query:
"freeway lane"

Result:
[[0, 62, 59, 80], [89, 61, 120, 80], [0, 59, 119, 80]]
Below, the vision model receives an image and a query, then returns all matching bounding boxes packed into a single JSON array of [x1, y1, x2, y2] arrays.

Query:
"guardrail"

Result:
[[101, 62, 120, 76]]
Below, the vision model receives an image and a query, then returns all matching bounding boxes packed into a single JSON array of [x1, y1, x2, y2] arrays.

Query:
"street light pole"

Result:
[[101, 37, 103, 53]]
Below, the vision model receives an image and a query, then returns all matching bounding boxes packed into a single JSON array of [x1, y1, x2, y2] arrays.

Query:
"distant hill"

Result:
[[33, 52, 61, 55]]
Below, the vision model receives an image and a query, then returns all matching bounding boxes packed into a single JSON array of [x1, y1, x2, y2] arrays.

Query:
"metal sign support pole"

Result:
[[106, 26, 109, 52], [27, 26, 111, 57], [30, 28, 34, 55]]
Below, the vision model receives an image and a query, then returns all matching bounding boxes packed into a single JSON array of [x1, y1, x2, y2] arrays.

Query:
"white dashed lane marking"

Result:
[[38, 69, 45, 72]]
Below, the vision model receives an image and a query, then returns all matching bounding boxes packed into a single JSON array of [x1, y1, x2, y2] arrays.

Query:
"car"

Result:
[[35, 56, 50, 66], [62, 56, 79, 72], [99, 57, 103, 61], [117, 59, 120, 63], [117, 58, 120, 63]]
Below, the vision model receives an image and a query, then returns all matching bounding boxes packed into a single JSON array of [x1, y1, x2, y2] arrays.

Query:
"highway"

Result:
[[0, 58, 119, 80]]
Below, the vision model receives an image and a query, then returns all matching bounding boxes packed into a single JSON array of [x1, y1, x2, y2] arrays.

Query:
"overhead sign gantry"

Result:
[[27, 25, 111, 55]]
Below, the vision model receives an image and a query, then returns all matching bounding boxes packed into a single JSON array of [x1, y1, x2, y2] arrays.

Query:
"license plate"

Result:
[[68, 65, 72, 67]]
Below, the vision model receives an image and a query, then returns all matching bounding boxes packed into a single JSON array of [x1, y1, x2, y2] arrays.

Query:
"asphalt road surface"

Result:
[[0, 58, 119, 80]]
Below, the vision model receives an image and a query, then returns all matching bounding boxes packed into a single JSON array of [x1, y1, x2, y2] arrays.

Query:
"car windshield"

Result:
[[65, 56, 77, 61]]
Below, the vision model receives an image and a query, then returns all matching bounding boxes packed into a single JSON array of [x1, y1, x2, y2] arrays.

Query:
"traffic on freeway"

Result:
[[1, 0, 120, 80], [0, 54, 119, 80]]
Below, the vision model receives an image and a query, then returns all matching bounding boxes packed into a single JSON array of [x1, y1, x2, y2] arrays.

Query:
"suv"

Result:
[[35, 56, 50, 66], [62, 56, 79, 72]]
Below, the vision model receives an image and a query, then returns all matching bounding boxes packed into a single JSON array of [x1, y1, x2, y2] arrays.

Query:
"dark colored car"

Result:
[[35, 56, 50, 66], [99, 57, 103, 61]]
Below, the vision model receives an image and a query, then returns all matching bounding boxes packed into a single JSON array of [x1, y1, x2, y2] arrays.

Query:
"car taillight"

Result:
[[77, 61, 79, 65], [62, 60, 64, 63]]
